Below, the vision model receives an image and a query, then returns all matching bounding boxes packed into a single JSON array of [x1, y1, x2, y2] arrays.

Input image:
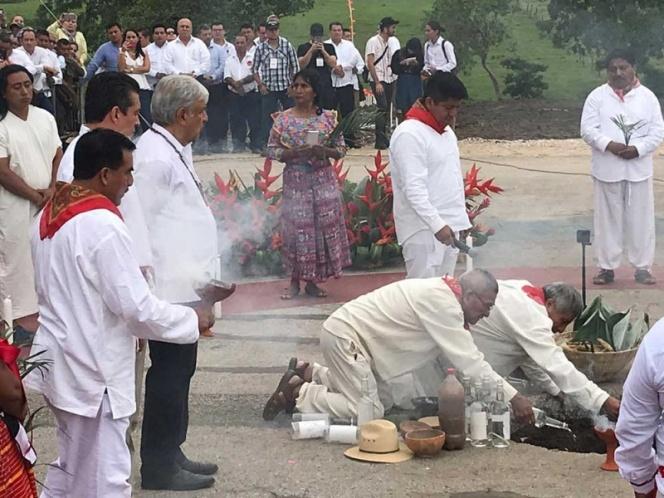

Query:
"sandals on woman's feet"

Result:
[[304, 282, 327, 298], [262, 368, 304, 420], [281, 282, 301, 300]]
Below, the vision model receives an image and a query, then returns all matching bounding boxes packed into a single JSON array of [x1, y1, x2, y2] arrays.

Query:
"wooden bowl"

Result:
[[404, 429, 446, 457], [561, 342, 638, 382]]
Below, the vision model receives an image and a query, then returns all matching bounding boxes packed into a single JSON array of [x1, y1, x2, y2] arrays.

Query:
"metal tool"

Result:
[[576, 229, 591, 307]]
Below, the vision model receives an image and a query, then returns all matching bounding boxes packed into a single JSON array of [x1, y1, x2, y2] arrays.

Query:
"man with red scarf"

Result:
[[389, 70, 470, 279], [24, 129, 213, 497], [581, 48, 664, 286], [469, 280, 620, 420]]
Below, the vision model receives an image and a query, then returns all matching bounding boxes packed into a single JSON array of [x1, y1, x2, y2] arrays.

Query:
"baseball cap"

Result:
[[379, 17, 399, 29], [266, 15, 280, 28]]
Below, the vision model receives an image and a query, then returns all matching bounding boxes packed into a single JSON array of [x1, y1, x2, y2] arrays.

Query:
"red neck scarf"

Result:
[[40, 182, 122, 240], [611, 78, 641, 102], [405, 99, 447, 134], [0, 339, 20, 380], [442, 276, 469, 330], [522, 285, 546, 306]]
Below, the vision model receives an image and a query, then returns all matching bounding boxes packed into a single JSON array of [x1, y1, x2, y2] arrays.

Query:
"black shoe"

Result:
[[142, 468, 215, 491], [635, 269, 656, 285], [592, 269, 615, 285], [177, 455, 219, 475]]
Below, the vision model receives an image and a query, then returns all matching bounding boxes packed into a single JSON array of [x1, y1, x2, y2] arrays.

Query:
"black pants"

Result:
[[335, 84, 356, 145], [35, 91, 54, 115], [205, 84, 229, 146], [259, 89, 293, 148], [229, 90, 261, 152], [140, 336, 198, 477], [139, 89, 153, 132], [370, 81, 395, 149]]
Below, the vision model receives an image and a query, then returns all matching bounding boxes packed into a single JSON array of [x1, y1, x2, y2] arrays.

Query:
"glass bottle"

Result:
[[470, 380, 489, 447], [490, 380, 510, 448], [462, 375, 473, 442], [356, 376, 375, 427], [533, 407, 571, 432]]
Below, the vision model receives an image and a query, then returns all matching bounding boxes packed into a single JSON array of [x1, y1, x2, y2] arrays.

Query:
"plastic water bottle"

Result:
[[356, 376, 374, 427]]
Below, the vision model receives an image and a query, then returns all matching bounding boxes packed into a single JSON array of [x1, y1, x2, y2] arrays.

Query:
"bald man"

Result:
[[263, 270, 534, 424]]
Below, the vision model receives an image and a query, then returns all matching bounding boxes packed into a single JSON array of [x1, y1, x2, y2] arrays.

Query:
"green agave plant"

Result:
[[571, 296, 649, 352]]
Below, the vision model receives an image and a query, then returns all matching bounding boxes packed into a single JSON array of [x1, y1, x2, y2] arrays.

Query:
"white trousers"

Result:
[[402, 230, 459, 278], [593, 178, 655, 270], [295, 330, 384, 419], [41, 394, 131, 498]]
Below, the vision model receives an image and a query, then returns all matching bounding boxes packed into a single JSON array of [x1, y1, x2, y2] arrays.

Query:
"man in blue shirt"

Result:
[[85, 23, 123, 79]]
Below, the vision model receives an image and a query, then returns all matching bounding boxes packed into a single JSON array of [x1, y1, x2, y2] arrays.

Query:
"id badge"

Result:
[[316, 57, 324, 68], [269, 57, 278, 70]]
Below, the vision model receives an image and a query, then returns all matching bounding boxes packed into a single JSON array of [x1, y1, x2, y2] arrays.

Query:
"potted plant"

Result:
[[561, 296, 649, 382]]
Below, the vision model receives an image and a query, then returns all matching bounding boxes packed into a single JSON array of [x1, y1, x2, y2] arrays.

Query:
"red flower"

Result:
[[346, 201, 359, 217], [358, 181, 381, 212]]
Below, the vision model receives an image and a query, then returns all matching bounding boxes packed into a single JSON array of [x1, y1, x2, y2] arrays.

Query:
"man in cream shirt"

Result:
[[263, 269, 535, 424], [163, 18, 210, 77], [470, 280, 620, 419], [390, 71, 470, 278]]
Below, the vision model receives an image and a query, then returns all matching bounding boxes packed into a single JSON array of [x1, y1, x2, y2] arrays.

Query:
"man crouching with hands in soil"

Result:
[[263, 269, 535, 425]]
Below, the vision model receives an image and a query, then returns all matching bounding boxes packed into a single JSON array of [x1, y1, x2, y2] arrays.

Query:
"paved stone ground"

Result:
[[29, 141, 664, 497]]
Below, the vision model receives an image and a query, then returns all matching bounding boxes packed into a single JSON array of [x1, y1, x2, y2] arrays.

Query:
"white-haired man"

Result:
[[129, 75, 218, 491], [470, 280, 620, 419]]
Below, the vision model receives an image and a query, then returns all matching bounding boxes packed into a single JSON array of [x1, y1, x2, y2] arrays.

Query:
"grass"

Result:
[[9, 0, 606, 101]]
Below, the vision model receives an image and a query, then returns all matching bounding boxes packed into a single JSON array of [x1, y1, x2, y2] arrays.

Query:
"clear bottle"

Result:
[[462, 375, 473, 442], [356, 376, 375, 427], [470, 380, 489, 447], [490, 380, 510, 448], [438, 368, 466, 450], [481, 374, 495, 402], [533, 407, 570, 432]]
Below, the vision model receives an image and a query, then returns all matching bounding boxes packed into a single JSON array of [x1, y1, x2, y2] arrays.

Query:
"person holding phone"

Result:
[[297, 23, 337, 110]]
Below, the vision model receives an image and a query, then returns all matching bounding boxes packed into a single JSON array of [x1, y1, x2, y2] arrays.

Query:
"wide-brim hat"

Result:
[[344, 420, 413, 464]]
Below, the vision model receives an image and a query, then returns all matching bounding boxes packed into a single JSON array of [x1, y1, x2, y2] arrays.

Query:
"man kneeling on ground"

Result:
[[263, 269, 535, 424]]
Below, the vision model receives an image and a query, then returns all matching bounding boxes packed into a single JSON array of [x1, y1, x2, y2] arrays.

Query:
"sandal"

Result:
[[635, 269, 656, 285], [592, 269, 615, 285], [304, 282, 327, 298], [262, 369, 304, 421], [289, 357, 312, 382], [280, 281, 301, 300]]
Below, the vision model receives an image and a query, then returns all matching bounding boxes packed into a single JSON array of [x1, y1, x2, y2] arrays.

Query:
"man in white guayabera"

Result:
[[615, 317, 664, 498], [580, 48, 664, 286], [128, 75, 218, 491], [389, 71, 470, 278]]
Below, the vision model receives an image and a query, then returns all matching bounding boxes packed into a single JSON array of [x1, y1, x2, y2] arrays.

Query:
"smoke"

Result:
[[592, 414, 615, 432]]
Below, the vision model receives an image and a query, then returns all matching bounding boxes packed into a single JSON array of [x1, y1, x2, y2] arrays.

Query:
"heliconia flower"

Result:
[[263, 190, 280, 200], [479, 178, 504, 195], [479, 197, 491, 210], [214, 172, 231, 195]]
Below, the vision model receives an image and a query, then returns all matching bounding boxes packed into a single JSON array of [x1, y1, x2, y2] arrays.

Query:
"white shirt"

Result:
[[8, 48, 37, 76], [163, 36, 210, 76], [122, 52, 151, 90], [16, 46, 61, 91], [390, 119, 471, 243], [580, 83, 664, 182], [471, 280, 609, 413], [615, 318, 664, 494], [365, 34, 397, 84], [224, 52, 257, 94], [131, 125, 218, 303], [146, 41, 169, 88], [57, 125, 153, 267], [25, 208, 198, 419], [324, 277, 518, 400], [424, 37, 457, 73], [326, 38, 364, 89]]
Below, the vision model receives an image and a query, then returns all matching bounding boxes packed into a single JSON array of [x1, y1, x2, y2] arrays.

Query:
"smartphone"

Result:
[[305, 130, 319, 146]]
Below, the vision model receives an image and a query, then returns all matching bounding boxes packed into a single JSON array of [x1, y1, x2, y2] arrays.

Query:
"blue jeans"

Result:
[[259, 90, 293, 148]]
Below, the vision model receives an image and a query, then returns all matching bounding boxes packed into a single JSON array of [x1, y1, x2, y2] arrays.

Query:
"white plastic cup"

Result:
[[292, 413, 330, 424], [291, 420, 327, 440], [325, 425, 358, 444]]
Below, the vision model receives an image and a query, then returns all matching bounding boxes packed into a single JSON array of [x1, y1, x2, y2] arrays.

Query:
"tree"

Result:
[[539, 0, 664, 93], [426, 0, 512, 100], [35, 0, 315, 49]]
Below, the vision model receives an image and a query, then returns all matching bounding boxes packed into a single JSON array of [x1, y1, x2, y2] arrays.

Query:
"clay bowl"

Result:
[[399, 420, 431, 437], [404, 428, 446, 458], [418, 416, 441, 430]]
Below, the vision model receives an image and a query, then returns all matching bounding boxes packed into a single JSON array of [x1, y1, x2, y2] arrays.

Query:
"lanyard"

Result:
[[149, 127, 207, 203]]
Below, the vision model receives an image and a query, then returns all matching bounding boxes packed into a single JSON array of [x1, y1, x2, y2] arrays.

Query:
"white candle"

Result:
[[325, 425, 358, 444], [2, 297, 13, 343], [466, 237, 474, 272], [291, 420, 328, 440]]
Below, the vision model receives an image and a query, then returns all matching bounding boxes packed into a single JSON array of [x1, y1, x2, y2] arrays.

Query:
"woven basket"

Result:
[[561, 341, 638, 383]]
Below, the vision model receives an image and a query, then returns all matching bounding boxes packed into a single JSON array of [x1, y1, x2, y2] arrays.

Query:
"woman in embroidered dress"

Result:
[[268, 69, 351, 299]]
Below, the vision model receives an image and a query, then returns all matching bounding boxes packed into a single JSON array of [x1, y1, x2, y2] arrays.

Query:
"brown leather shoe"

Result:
[[593, 269, 615, 285]]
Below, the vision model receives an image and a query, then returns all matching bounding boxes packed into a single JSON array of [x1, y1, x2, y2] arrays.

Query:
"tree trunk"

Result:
[[480, 55, 502, 100]]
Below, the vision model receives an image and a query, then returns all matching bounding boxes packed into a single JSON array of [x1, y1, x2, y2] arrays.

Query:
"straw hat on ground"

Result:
[[344, 420, 413, 463]]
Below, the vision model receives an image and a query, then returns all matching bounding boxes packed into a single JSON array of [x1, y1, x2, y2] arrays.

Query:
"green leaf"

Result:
[[622, 315, 650, 350], [572, 310, 606, 344], [574, 296, 603, 330], [606, 310, 631, 351]]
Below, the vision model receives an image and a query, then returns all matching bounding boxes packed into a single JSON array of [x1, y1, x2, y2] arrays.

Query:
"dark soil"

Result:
[[455, 99, 584, 140], [511, 417, 605, 454]]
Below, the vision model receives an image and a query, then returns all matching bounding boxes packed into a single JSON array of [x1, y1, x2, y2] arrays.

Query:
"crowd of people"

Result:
[[0, 12, 459, 152], [0, 6, 662, 498]]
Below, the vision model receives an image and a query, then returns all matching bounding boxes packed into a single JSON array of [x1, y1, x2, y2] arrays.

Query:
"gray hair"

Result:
[[543, 282, 583, 319], [459, 269, 498, 295], [151, 75, 209, 126]]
